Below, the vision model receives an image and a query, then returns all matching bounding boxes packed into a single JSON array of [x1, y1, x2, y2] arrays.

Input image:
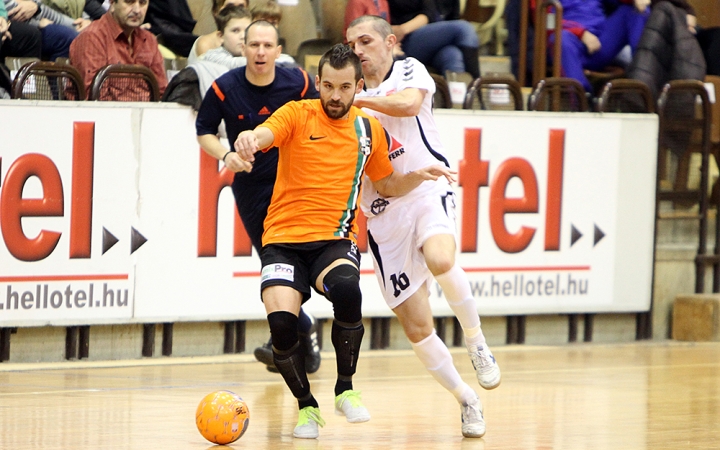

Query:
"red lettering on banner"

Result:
[[544, 129, 565, 251], [489, 158, 538, 253], [70, 122, 95, 258], [0, 154, 64, 261], [458, 128, 489, 252], [196, 150, 252, 257]]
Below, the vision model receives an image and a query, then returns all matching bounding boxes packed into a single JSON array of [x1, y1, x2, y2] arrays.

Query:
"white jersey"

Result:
[[358, 57, 451, 218]]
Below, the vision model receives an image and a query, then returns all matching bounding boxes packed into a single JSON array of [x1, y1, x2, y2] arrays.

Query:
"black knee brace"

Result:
[[323, 265, 362, 324], [267, 310, 299, 351]]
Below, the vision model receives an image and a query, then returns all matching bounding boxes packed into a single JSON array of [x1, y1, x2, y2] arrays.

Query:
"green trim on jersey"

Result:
[[334, 116, 372, 238]]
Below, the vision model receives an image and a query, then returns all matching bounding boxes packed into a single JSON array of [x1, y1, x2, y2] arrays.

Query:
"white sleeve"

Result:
[[395, 58, 436, 96]]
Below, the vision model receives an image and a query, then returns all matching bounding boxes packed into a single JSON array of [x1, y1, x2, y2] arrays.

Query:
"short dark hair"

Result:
[[214, 4, 251, 33], [318, 44, 362, 82], [244, 20, 279, 45], [348, 15, 392, 39]]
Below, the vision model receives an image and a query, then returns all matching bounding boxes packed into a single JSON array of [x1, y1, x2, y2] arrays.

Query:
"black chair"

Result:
[[528, 77, 589, 112], [89, 64, 160, 101], [11, 61, 85, 100], [463, 75, 524, 111], [596, 78, 655, 113]]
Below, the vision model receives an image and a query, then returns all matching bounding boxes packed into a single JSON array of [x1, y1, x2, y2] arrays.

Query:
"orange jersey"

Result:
[[260, 99, 394, 245]]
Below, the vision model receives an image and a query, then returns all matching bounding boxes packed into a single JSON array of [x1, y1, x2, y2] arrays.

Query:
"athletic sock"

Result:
[[332, 320, 364, 396], [411, 330, 477, 405], [435, 264, 486, 346]]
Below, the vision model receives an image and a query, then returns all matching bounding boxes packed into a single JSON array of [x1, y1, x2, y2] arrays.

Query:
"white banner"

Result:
[[0, 102, 657, 326]]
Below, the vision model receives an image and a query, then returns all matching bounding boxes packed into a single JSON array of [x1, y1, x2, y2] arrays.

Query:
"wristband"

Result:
[[222, 151, 232, 162]]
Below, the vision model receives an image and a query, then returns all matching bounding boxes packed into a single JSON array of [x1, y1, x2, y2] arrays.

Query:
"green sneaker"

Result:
[[334, 390, 371, 423], [293, 406, 325, 439]]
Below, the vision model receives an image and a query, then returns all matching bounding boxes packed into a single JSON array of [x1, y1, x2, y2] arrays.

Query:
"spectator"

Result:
[[344, 0, 390, 37], [69, 0, 168, 100], [250, 0, 280, 27], [188, 0, 247, 63], [144, 0, 196, 57], [386, 0, 480, 78], [198, 5, 251, 68], [5, 0, 81, 61], [628, 0, 706, 97], [533, 0, 651, 92], [0, 2, 42, 67]]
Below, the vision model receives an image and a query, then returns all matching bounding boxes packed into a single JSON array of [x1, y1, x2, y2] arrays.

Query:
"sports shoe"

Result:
[[293, 406, 325, 439], [253, 337, 279, 373], [460, 396, 486, 438], [334, 390, 371, 423], [300, 315, 321, 374], [467, 343, 501, 390]]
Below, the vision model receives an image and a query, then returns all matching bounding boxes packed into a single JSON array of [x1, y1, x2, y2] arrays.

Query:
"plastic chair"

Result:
[[463, 75, 523, 110], [10, 61, 85, 100], [528, 77, 589, 111], [89, 64, 160, 101], [595, 78, 655, 113]]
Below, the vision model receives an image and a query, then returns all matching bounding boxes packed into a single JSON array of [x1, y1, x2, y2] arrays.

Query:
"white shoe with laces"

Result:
[[467, 342, 501, 389], [461, 395, 486, 438]]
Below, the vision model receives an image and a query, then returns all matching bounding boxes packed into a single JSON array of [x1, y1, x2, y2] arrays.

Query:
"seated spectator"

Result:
[[188, 0, 247, 63], [144, 0, 196, 57], [199, 5, 251, 68], [5, 0, 81, 61], [386, 0, 480, 78], [0, 1, 42, 68], [250, 0, 280, 27], [69, 0, 168, 100], [533, 0, 650, 92], [344, 0, 390, 37]]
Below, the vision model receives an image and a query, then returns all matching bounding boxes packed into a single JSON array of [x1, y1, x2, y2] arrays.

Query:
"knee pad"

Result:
[[323, 265, 362, 323], [267, 311, 299, 352]]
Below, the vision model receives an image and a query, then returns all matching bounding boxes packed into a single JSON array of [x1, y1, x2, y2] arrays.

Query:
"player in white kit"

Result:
[[346, 15, 501, 438]]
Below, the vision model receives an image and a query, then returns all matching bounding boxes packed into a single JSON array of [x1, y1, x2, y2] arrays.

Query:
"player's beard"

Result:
[[322, 96, 353, 119]]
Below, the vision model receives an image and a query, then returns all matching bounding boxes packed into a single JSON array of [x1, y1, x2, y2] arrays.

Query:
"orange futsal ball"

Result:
[[196, 390, 250, 444]]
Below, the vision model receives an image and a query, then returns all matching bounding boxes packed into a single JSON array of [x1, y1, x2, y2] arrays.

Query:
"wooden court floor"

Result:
[[1, 341, 719, 449]]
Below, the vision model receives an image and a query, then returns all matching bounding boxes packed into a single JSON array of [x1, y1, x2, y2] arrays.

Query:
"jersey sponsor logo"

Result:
[[388, 136, 405, 160], [258, 106, 271, 115], [261, 263, 294, 282], [360, 136, 371, 155], [309, 135, 326, 140], [371, 198, 389, 215]]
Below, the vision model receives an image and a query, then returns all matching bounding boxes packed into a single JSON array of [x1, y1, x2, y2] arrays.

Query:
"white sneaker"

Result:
[[334, 390, 371, 423], [293, 406, 325, 439], [467, 343, 501, 389], [461, 396, 486, 438]]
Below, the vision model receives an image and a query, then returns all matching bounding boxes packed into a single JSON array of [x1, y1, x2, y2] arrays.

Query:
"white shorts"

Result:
[[367, 190, 457, 309]]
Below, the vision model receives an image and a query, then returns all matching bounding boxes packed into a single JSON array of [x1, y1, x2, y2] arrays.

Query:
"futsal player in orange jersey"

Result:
[[233, 44, 455, 439]]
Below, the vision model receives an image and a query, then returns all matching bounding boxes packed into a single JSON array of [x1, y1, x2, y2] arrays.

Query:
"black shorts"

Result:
[[259, 239, 361, 303]]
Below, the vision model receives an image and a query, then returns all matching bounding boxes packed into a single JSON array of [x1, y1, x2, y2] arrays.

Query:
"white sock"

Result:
[[411, 331, 477, 405], [435, 264, 486, 346]]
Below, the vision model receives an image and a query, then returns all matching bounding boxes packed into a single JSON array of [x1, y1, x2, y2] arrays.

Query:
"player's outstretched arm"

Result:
[[198, 134, 253, 173], [354, 87, 426, 117], [233, 127, 275, 164], [374, 164, 456, 198]]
